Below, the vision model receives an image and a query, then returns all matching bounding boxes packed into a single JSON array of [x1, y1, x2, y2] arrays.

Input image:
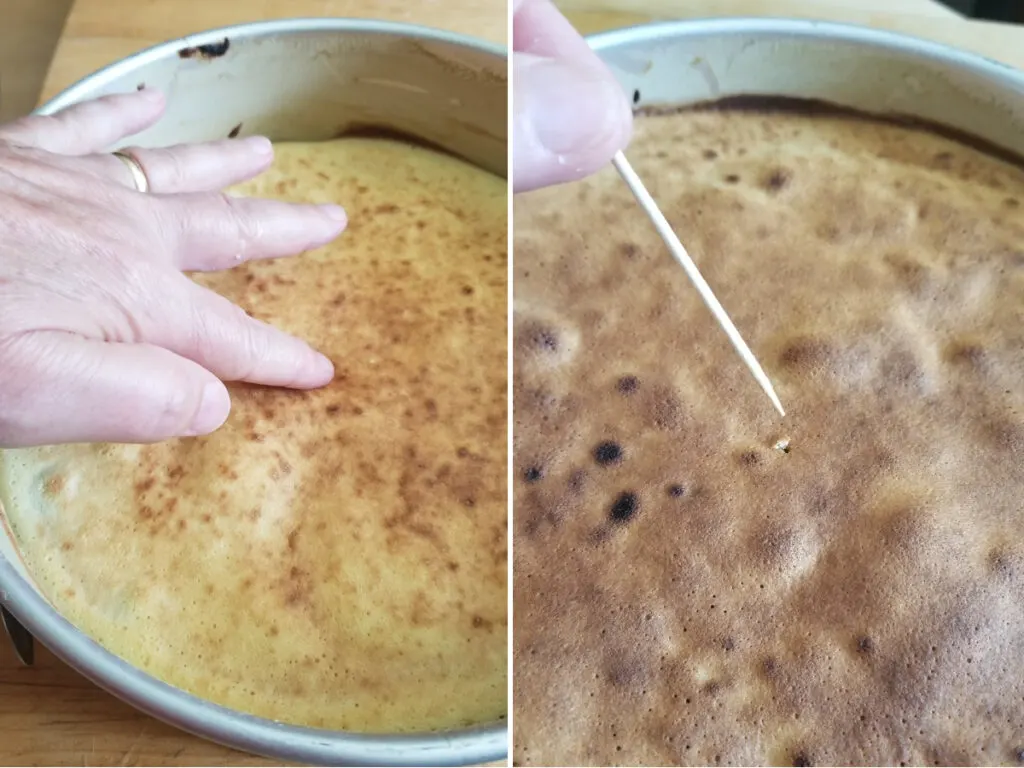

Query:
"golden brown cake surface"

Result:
[[512, 106, 1024, 766], [1, 137, 507, 733]]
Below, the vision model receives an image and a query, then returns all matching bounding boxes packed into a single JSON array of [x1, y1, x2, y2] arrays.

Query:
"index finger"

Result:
[[0, 90, 165, 155]]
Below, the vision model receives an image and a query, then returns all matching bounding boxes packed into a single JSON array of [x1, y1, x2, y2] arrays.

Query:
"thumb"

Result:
[[0, 332, 231, 447], [513, 52, 632, 193]]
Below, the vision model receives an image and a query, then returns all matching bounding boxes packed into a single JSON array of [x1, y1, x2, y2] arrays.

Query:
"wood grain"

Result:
[[0, 0, 73, 121], [0, 641, 272, 766]]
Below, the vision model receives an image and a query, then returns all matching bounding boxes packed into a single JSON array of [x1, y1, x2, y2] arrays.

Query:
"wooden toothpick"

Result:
[[611, 150, 786, 417]]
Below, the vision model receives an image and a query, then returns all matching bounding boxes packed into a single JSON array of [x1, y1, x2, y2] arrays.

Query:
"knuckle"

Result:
[[189, 294, 259, 380], [227, 308, 267, 380], [217, 193, 260, 252], [0, 116, 45, 145], [153, 146, 188, 191]]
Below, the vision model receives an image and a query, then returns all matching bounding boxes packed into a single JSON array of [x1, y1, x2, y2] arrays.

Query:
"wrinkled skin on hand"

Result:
[[0, 89, 347, 448], [512, 0, 633, 192]]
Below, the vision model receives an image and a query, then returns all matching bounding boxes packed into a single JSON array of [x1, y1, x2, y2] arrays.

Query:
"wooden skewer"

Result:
[[611, 150, 786, 417]]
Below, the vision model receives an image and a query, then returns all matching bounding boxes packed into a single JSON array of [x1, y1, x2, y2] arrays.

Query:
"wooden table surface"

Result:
[[3, 0, 1021, 765]]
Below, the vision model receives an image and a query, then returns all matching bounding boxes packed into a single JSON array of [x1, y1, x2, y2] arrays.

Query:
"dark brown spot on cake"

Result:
[[763, 168, 791, 193], [593, 441, 623, 466], [524, 466, 543, 483], [987, 549, 1015, 579], [530, 326, 559, 352], [609, 491, 639, 523], [739, 450, 760, 466], [779, 337, 832, 371], [616, 375, 639, 395], [945, 341, 987, 369]]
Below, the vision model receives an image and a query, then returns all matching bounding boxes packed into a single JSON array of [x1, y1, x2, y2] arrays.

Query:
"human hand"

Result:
[[0, 90, 346, 448], [512, 0, 633, 192]]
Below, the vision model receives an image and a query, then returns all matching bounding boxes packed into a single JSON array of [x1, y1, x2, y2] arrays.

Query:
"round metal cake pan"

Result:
[[0, 18, 506, 768], [589, 17, 1024, 159]]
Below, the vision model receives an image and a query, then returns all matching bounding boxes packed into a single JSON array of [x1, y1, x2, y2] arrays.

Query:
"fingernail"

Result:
[[526, 59, 630, 156], [314, 352, 335, 380], [319, 204, 347, 223], [244, 136, 273, 155], [186, 381, 231, 436]]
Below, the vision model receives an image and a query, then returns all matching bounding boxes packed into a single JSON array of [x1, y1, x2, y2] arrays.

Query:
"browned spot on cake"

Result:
[[945, 341, 988, 370], [43, 472, 65, 498], [617, 375, 639, 395], [779, 337, 833, 372], [738, 449, 761, 466], [884, 251, 931, 292], [763, 168, 792, 193]]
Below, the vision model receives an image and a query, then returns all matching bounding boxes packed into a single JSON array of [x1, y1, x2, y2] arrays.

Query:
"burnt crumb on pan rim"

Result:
[[178, 37, 231, 60]]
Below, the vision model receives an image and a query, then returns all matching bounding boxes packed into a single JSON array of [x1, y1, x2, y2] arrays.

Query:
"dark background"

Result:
[[940, 0, 1024, 21]]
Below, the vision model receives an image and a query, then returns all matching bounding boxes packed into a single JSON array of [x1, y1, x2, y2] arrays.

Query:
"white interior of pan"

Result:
[[49, 22, 507, 169], [591, 18, 1024, 157]]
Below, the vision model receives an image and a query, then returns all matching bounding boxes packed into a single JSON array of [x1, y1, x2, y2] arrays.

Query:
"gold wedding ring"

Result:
[[112, 150, 150, 193]]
